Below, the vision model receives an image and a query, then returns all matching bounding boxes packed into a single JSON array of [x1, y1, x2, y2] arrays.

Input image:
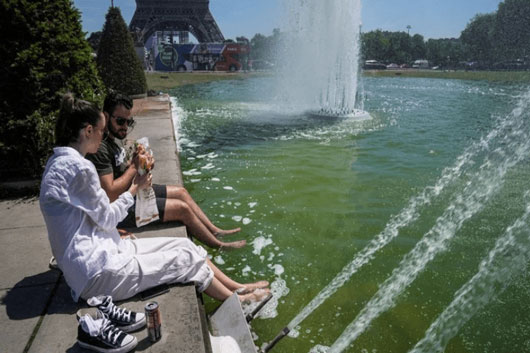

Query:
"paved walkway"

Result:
[[0, 95, 211, 353]]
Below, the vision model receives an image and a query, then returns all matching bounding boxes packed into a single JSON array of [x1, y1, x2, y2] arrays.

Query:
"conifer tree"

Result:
[[97, 6, 147, 96], [0, 0, 104, 179]]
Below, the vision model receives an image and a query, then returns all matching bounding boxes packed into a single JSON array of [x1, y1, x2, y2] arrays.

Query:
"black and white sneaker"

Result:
[[77, 314, 137, 353], [86, 295, 146, 332]]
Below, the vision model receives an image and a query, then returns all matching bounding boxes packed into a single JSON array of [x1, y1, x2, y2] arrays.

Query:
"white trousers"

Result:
[[80, 237, 214, 301]]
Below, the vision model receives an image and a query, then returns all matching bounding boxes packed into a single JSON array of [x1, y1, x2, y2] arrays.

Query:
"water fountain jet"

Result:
[[277, 0, 370, 119]]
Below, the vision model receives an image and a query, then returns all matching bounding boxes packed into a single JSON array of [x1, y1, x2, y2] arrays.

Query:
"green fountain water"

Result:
[[170, 76, 530, 353]]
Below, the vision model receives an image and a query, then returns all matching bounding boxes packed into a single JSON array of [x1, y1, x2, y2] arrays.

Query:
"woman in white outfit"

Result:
[[40, 94, 269, 302]]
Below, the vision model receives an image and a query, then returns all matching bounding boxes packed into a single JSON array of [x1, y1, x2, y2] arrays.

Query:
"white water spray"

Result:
[[324, 93, 530, 353], [408, 197, 530, 353], [284, 92, 527, 334], [278, 0, 367, 118]]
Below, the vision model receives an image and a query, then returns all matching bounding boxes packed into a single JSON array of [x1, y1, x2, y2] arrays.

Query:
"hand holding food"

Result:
[[135, 142, 154, 175], [129, 172, 151, 196]]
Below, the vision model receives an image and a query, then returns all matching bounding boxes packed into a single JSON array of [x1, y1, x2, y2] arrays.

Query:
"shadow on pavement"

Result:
[[1, 270, 60, 320]]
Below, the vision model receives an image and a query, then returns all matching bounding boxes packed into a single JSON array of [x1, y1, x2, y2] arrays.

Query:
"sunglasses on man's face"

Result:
[[112, 115, 136, 127]]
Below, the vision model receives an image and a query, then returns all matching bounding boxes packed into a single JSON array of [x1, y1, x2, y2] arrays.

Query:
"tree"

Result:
[[494, 0, 530, 61], [250, 33, 268, 60], [361, 30, 390, 61], [411, 34, 427, 60], [388, 31, 413, 63], [361, 30, 423, 64], [461, 13, 496, 63], [97, 6, 146, 96], [87, 31, 103, 53], [0, 0, 104, 179], [250, 29, 283, 63], [426, 38, 464, 67], [235, 36, 249, 44]]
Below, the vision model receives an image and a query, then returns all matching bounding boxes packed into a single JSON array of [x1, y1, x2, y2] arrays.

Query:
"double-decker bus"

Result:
[[153, 42, 250, 72]]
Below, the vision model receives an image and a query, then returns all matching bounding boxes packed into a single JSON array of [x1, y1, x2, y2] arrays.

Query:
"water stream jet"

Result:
[[276, 0, 370, 119]]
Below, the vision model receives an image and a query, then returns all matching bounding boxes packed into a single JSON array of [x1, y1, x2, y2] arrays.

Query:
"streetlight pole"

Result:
[[407, 25, 411, 36]]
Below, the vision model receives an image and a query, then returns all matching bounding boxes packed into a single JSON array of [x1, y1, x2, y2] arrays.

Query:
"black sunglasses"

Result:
[[112, 115, 136, 127]]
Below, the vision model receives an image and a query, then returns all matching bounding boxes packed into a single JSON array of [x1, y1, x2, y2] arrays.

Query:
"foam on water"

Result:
[[325, 91, 530, 353], [308, 109, 372, 120], [269, 264, 285, 276], [197, 152, 218, 159], [271, 114, 379, 142], [182, 169, 201, 176], [201, 163, 215, 170], [243, 278, 290, 320], [252, 236, 274, 256], [242, 265, 251, 277], [173, 84, 381, 146], [408, 196, 530, 353], [170, 96, 186, 152], [309, 345, 331, 353]]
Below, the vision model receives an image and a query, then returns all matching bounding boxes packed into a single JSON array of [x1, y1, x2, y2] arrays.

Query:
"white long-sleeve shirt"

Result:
[[40, 147, 135, 301]]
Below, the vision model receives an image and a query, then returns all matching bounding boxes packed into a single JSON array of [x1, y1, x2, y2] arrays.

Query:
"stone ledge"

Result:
[[29, 278, 211, 353]]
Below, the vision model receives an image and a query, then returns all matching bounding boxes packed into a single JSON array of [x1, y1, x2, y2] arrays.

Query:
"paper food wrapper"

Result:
[[135, 186, 159, 227]]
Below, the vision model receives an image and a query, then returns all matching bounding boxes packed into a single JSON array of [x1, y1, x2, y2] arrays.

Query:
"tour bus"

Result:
[[153, 42, 250, 72], [412, 59, 430, 69]]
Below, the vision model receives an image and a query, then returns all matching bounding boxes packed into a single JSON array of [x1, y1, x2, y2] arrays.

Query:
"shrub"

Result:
[[97, 6, 147, 96], [0, 0, 104, 179]]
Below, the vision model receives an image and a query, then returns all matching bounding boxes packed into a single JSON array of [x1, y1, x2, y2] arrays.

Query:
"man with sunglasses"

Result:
[[86, 92, 246, 249]]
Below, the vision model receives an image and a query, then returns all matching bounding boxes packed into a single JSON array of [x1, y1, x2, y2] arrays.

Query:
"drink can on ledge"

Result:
[[145, 301, 162, 342]]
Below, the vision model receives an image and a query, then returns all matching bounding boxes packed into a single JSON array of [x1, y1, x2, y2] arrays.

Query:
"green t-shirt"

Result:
[[86, 136, 128, 179]]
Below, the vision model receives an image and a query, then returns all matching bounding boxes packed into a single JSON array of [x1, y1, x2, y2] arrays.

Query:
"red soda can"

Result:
[[145, 301, 162, 342]]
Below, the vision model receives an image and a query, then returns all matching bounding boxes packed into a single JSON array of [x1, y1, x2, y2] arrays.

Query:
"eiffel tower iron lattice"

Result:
[[129, 0, 224, 45]]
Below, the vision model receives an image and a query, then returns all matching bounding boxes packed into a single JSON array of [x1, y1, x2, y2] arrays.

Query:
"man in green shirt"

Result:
[[86, 92, 245, 249]]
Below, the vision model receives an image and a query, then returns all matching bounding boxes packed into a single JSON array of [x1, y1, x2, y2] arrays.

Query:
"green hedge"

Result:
[[0, 0, 104, 179]]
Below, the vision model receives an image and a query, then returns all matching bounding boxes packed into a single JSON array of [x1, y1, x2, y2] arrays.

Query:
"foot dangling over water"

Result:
[[219, 239, 247, 249], [239, 288, 271, 303], [236, 281, 270, 294], [214, 227, 242, 238]]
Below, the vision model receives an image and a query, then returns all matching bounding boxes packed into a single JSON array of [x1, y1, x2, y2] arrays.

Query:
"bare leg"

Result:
[[204, 277, 271, 303], [166, 186, 241, 236], [203, 277, 233, 301], [163, 199, 245, 249], [203, 261, 271, 303], [206, 258, 269, 292]]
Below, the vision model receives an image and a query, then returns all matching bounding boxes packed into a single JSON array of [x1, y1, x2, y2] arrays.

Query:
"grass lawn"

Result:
[[145, 71, 267, 91], [146, 70, 530, 92], [363, 69, 530, 82]]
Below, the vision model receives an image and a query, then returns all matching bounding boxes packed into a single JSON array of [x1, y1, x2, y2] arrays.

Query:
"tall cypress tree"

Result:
[[0, 0, 104, 179], [97, 6, 147, 96]]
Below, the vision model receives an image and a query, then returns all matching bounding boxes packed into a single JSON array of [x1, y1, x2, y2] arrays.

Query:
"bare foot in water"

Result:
[[239, 288, 271, 303], [236, 280, 270, 294], [219, 239, 246, 249], [214, 227, 241, 238]]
